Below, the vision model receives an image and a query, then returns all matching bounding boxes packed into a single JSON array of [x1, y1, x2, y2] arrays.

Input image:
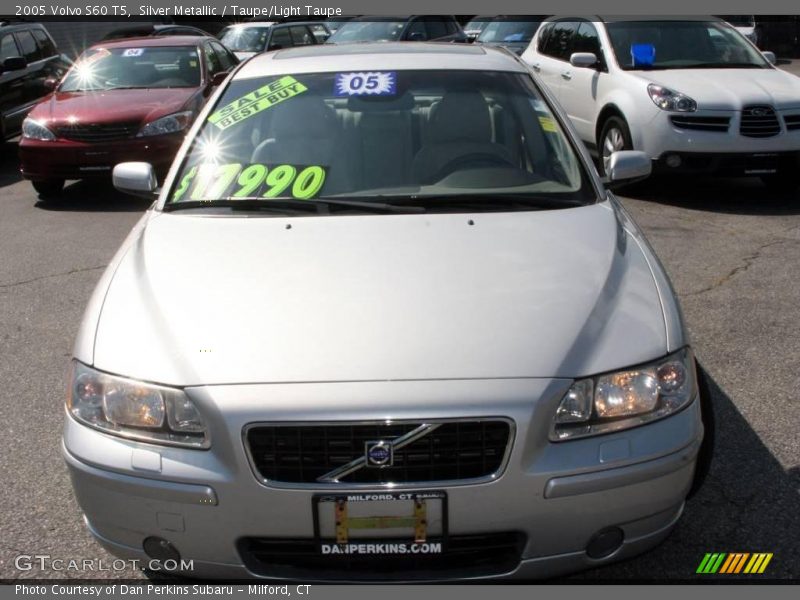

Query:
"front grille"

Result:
[[670, 115, 730, 132], [740, 106, 781, 138], [55, 122, 139, 142], [245, 420, 512, 485], [238, 532, 526, 580], [784, 114, 800, 131]]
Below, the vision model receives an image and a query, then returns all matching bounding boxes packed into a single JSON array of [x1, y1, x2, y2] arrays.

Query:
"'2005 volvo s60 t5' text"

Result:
[[63, 43, 709, 580]]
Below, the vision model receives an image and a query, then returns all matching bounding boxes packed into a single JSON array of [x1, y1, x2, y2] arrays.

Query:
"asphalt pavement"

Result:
[[1, 74, 799, 582]]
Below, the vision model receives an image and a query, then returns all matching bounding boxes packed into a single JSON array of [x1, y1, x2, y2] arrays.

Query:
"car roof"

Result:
[[93, 35, 211, 49], [544, 15, 724, 24], [224, 21, 277, 29], [235, 42, 527, 79]]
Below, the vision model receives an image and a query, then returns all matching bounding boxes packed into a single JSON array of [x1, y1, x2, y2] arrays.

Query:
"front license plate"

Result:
[[313, 491, 448, 555], [744, 153, 780, 175]]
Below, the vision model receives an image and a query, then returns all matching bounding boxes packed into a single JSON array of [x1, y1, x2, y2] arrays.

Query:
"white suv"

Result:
[[521, 16, 800, 189]]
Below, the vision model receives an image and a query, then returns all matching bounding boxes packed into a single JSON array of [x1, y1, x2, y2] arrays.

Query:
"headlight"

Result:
[[137, 111, 193, 137], [647, 84, 697, 112], [67, 361, 209, 448], [22, 118, 56, 141], [551, 348, 697, 441]]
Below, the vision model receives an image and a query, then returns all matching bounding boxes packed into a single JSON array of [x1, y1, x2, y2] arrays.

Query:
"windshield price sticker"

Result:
[[172, 163, 327, 202], [538, 116, 557, 133], [122, 48, 145, 57], [208, 76, 308, 130], [334, 72, 397, 96]]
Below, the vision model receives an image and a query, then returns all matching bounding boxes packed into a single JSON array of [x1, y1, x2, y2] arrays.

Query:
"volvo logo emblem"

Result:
[[365, 441, 393, 467]]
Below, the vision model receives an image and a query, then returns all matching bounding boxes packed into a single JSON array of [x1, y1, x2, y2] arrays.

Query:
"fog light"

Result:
[[665, 154, 682, 168], [586, 527, 624, 559], [143, 536, 181, 563]]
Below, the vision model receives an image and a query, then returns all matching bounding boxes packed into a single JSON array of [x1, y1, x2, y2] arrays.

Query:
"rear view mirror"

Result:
[[605, 151, 652, 186], [44, 77, 58, 91], [113, 162, 158, 197], [570, 52, 598, 68], [762, 50, 777, 65], [2, 56, 27, 72]]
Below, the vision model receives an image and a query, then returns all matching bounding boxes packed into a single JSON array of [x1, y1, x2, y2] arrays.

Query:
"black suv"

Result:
[[0, 22, 70, 140]]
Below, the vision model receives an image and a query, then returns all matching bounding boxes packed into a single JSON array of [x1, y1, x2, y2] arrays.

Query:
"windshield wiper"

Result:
[[162, 197, 425, 214], [368, 193, 585, 211]]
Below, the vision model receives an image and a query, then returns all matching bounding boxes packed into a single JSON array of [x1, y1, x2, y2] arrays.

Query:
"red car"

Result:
[[19, 36, 238, 197]]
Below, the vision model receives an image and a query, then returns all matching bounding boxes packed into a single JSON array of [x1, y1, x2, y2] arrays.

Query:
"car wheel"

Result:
[[32, 179, 65, 198], [760, 172, 799, 193], [598, 116, 633, 177], [687, 360, 715, 499]]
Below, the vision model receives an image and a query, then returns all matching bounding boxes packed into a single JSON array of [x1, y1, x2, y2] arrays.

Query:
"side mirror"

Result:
[[762, 50, 777, 65], [210, 71, 228, 87], [113, 162, 158, 197], [44, 77, 58, 91], [570, 52, 598, 68], [604, 151, 652, 186], [2, 56, 27, 72], [408, 32, 427, 42]]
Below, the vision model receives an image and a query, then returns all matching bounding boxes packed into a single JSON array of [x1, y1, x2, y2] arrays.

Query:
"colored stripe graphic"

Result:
[[697, 552, 773, 574]]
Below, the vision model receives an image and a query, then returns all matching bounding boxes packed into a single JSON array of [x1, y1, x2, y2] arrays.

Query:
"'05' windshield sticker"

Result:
[[121, 48, 145, 57], [207, 76, 308, 131], [334, 72, 396, 97], [171, 163, 327, 202]]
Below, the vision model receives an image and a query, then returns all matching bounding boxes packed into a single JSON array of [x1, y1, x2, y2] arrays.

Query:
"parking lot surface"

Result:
[[2, 76, 799, 583]]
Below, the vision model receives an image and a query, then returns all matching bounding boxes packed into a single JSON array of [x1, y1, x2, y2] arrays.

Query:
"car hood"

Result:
[[29, 88, 197, 128], [92, 203, 668, 386], [631, 68, 800, 111]]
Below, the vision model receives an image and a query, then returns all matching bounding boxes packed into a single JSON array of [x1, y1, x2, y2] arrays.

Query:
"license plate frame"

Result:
[[313, 491, 448, 555]]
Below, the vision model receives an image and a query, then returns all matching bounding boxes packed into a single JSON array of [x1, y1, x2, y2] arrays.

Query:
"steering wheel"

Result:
[[433, 151, 516, 182]]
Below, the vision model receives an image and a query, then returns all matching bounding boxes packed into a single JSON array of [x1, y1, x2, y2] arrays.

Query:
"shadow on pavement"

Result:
[[34, 179, 153, 213], [623, 175, 800, 216], [568, 365, 798, 581]]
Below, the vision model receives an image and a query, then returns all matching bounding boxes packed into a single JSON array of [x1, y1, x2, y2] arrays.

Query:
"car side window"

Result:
[[203, 42, 222, 75], [15, 30, 41, 63], [536, 22, 554, 53], [289, 26, 315, 46], [31, 29, 57, 58], [269, 27, 292, 50], [210, 41, 235, 70], [425, 18, 449, 40], [445, 19, 459, 34], [574, 22, 603, 60], [542, 21, 578, 61], [1, 33, 21, 61], [406, 20, 427, 40]]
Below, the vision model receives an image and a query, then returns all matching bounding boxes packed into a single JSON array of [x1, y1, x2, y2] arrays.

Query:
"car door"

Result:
[[556, 21, 606, 143], [0, 32, 25, 136], [532, 20, 578, 102], [13, 29, 44, 116]]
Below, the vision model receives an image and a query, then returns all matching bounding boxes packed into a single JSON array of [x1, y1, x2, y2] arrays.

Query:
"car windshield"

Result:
[[606, 21, 769, 70], [60, 46, 201, 91], [328, 20, 407, 43], [165, 69, 595, 213], [477, 20, 542, 44], [219, 27, 271, 53], [464, 18, 491, 32]]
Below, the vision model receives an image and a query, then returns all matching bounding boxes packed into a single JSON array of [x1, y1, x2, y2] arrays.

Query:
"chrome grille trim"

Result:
[[55, 122, 139, 142], [740, 106, 781, 138], [784, 114, 800, 131], [242, 418, 515, 490], [669, 115, 730, 132]]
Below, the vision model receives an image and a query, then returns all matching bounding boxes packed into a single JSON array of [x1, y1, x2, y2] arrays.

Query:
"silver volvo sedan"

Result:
[[63, 43, 709, 580]]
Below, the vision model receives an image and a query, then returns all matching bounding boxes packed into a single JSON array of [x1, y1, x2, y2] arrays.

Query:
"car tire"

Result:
[[32, 179, 65, 198], [760, 172, 799, 193], [598, 116, 633, 177], [687, 360, 715, 499]]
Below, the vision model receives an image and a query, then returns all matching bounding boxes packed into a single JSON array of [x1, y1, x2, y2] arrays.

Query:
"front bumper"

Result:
[[19, 133, 184, 181], [636, 108, 800, 175], [62, 377, 703, 581]]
